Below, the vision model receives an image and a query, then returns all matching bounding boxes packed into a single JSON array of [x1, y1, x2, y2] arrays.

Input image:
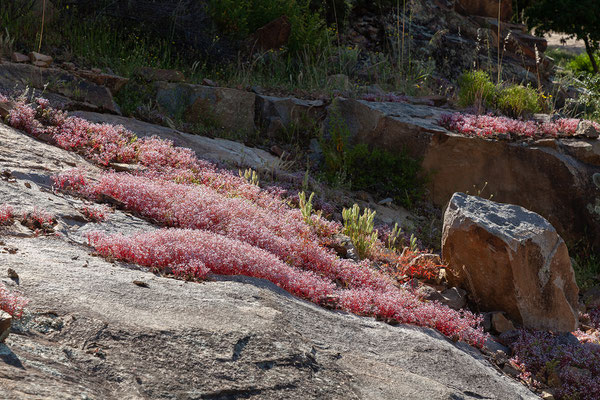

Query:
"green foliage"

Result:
[[208, 0, 328, 53], [577, 74, 600, 120], [345, 144, 425, 207], [572, 252, 600, 292], [386, 222, 402, 250], [497, 84, 541, 117], [298, 191, 322, 225], [342, 204, 378, 259], [457, 70, 497, 109], [239, 168, 260, 186], [320, 105, 425, 207], [568, 52, 600, 74]]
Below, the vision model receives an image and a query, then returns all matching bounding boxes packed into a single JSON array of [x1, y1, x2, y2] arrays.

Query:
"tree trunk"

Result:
[[583, 35, 599, 74]]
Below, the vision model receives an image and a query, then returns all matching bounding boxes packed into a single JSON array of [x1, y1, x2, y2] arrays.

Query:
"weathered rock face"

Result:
[[0, 62, 119, 114], [331, 98, 600, 247], [256, 95, 327, 137], [0, 122, 538, 399], [442, 193, 579, 332], [155, 82, 256, 133], [455, 0, 513, 21]]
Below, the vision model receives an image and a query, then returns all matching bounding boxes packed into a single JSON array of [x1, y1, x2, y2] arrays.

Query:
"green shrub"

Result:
[[345, 144, 425, 208], [208, 0, 328, 53], [567, 52, 600, 74], [497, 84, 541, 117], [457, 70, 497, 109], [342, 204, 378, 259]]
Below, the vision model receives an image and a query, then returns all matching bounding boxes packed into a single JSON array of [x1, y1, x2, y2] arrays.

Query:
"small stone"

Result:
[[24, 182, 31, 189], [29, 51, 53, 67], [7, 268, 18, 279], [502, 362, 520, 378], [541, 390, 556, 400], [11, 52, 29, 63], [0, 310, 12, 343], [576, 120, 599, 139], [491, 312, 515, 334], [378, 197, 393, 205], [91, 68, 102, 74], [202, 78, 217, 87], [440, 287, 467, 310], [133, 280, 149, 288]]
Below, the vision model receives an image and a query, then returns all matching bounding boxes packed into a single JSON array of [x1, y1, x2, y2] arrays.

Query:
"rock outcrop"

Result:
[[155, 82, 256, 133], [329, 97, 600, 248], [442, 193, 579, 332], [0, 121, 539, 400]]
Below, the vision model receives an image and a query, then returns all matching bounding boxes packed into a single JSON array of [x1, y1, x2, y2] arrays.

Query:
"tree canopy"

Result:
[[525, 0, 600, 73]]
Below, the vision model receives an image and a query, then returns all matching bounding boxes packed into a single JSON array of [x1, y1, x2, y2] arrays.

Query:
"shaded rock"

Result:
[[0, 311, 11, 343], [250, 16, 291, 52], [561, 140, 600, 166], [442, 193, 579, 332], [491, 312, 515, 334], [0, 62, 119, 114], [440, 287, 467, 310], [576, 120, 599, 139], [455, 0, 512, 21], [75, 70, 129, 95], [256, 94, 326, 137], [582, 285, 600, 309], [136, 67, 185, 82], [28, 52, 53, 67], [10, 52, 28, 63], [155, 82, 256, 133]]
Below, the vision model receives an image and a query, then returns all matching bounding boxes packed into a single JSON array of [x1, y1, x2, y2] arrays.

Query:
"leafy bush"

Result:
[[346, 144, 425, 207], [568, 52, 600, 74], [208, 0, 328, 53], [342, 204, 378, 259], [457, 70, 497, 109], [321, 107, 425, 207], [579, 73, 600, 120], [497, 84, 541, 117]]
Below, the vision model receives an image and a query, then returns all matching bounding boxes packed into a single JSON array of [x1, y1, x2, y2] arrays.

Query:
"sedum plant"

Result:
[[342, 204, 378, 259]]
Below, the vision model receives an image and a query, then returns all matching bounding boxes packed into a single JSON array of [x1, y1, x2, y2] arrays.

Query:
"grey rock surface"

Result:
[[0, 122, 538, 399]]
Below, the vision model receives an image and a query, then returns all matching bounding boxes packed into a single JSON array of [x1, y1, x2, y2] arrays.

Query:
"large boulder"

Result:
[[155, 82, 256, 133], [442, 193, 579, 332]]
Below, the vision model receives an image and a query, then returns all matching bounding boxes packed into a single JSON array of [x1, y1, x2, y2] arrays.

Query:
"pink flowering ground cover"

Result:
[[0, 283, 27, 318], [4, 96, 488, 346], [440, 112, 600, 139]]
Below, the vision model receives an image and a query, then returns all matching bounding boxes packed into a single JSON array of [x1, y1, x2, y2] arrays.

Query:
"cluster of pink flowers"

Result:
[[0, 204, 14, 225], [23, 207, 56, 226], [8, 96, 486, 346], [439, 112, 600, 139], [0, 283, 27, 318], [79, 204, 111, 222], [511, 330, 600, 399]]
